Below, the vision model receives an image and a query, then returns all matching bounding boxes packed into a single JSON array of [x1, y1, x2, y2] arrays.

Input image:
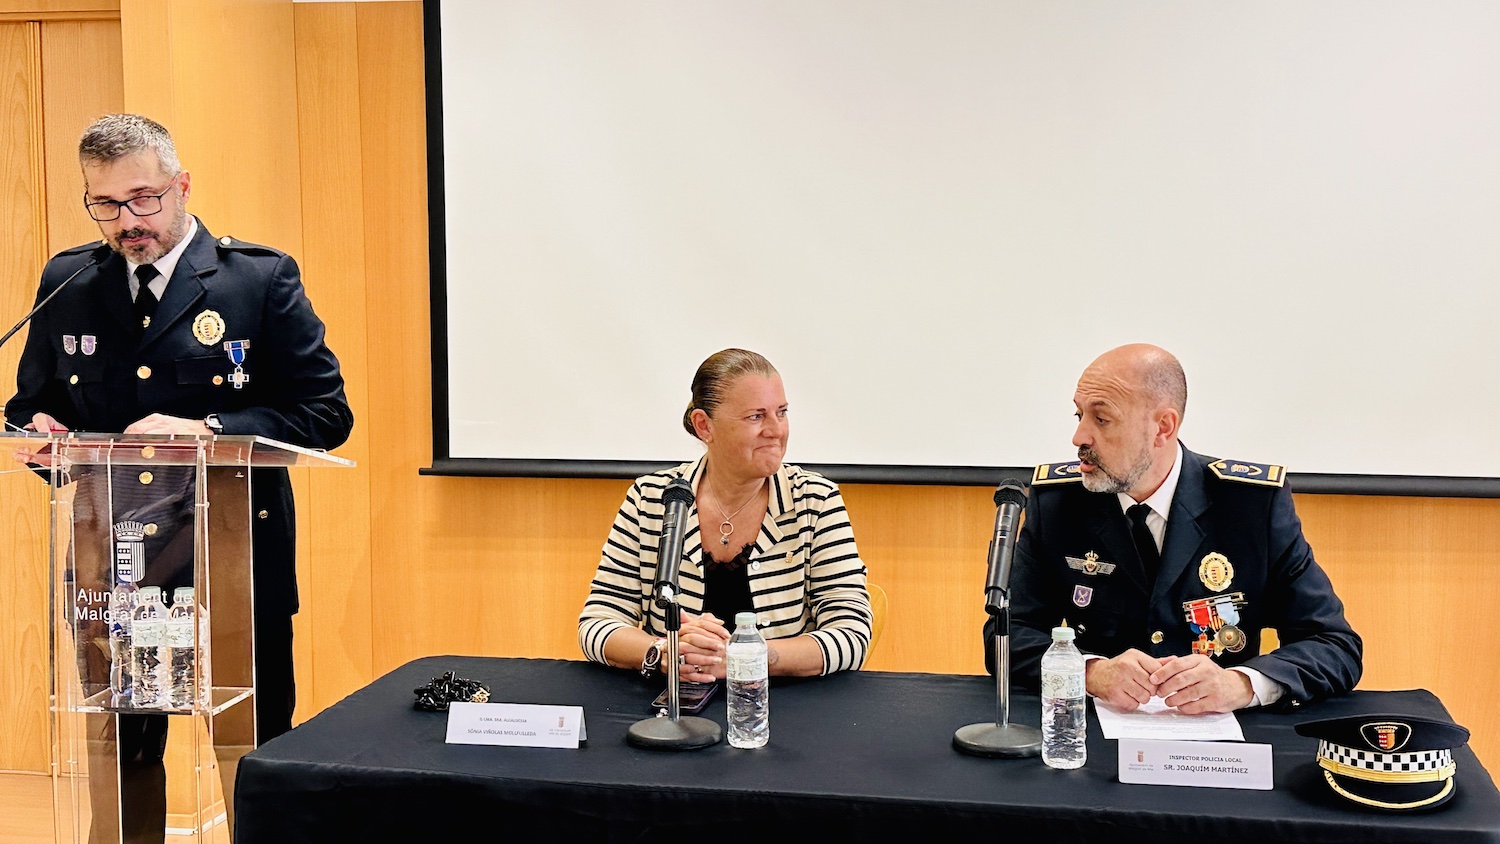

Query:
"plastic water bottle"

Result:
[[107, 584, 137, 705], [166, 587, 197, 708], [130, 586, 169, 708], [726, 612, 769, 748], [1041, 623, 1087, 769]]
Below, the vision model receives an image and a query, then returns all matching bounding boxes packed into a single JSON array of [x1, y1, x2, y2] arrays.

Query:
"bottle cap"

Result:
[[1051, 625, 1075, 642], [734, 612, 758, 629], [139, 586, 162, 600], [174, 587, 194, 603]]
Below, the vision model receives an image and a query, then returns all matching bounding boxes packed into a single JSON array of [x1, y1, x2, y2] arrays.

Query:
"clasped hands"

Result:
[[676, 611, 728, 682], [1086, 648, 1254, 714]]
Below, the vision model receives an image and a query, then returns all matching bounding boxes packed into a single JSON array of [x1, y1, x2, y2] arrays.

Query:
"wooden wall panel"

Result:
[[1296, 494, 1500, 764], [840, 483, 994, 672], [0, 18, 53, 776], [120, 0, 302, 256], [0, 1, 117, 18], [0, 11, 124, 776], [39, 19, 121, 254], [349, 0, 437, 672], [289, 0, 373, 722]]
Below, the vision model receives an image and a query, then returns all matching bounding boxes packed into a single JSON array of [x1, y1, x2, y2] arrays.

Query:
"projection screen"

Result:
[[425, 1, 1500, 495]]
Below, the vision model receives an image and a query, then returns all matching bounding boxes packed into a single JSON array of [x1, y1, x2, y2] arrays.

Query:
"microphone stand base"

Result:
[[626, 715, 722, 750], [952, 722, 1043, 758]]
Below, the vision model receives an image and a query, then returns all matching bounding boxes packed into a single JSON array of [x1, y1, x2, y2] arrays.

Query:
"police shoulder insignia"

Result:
[[1032, 461, 1084, 485], [1209, 458, 1285, 487]]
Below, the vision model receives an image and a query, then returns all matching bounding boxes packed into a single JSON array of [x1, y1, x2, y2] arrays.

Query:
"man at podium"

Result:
[[5, 113, 351, 840]]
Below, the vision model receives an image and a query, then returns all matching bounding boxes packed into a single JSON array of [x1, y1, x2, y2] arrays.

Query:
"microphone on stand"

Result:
[[651, 479, 693, 608], [628, 478, 722, 750], [984, 481, 1025, 616], [0, 243, 111, 352], [954, 479, 1042, 758]]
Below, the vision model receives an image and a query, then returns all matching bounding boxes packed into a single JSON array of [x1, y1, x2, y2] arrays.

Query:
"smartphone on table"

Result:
[[652, 681, 718, 714]]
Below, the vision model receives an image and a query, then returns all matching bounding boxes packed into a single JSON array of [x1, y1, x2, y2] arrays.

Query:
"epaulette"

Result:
[[1032, 460, 1084, 485], [57, 240, 105, 256], [1207, 458, 1285, 487], [214, 235, 281, 256]]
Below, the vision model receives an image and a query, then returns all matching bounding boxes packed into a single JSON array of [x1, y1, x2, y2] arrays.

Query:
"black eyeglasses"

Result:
[[83, 181, 177, 222]]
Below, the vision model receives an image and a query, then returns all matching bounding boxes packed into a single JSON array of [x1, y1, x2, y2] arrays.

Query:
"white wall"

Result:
[[435, 1, 1500, 479]]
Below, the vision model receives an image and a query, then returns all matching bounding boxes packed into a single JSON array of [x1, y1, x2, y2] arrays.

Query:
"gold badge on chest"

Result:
[[192, 310, 226, 346], [1199, 552, 1234, 592]]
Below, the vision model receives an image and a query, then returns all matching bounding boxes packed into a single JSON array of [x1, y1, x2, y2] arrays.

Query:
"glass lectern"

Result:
[[4, 432, 351, 843]]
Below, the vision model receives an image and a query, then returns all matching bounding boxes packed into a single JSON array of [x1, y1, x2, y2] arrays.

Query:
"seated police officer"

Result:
[[987, 343, 1362, 713]]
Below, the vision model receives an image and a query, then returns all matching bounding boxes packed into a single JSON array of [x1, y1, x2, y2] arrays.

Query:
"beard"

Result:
[[1079, 444, 1153, 494], [109, 203, 188, 263]]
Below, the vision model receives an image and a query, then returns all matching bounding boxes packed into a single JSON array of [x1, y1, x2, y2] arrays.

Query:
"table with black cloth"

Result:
[[234, 656, 1500, 844]]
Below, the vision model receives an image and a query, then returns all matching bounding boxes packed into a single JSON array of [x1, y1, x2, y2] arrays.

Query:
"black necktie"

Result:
[[134, 264, 161, 335], [1127, 503, 1161, 584]]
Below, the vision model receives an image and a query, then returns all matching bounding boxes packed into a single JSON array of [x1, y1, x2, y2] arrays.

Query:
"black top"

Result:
[[702, 541, 754, 623]]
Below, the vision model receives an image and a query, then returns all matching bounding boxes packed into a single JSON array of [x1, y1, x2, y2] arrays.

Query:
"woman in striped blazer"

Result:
[[578, 349, 872, 683]]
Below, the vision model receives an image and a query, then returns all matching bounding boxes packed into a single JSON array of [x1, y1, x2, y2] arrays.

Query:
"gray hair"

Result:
[[78, 114, 181, 176], [1140, 348, 1188, 418], [682, 349, 779, 437]]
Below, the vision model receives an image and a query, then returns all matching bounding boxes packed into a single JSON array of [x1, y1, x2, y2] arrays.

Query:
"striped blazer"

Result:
[[579, 456, 872, 674]]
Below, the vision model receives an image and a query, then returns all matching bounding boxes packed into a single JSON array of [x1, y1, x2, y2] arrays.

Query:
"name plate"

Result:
[[445, 702, 587, 748], [1118, 739, 1273, 790]]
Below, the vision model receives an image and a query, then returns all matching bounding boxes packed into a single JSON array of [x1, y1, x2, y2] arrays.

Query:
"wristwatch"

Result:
[[640, 637, 667, 678], [204, 414, 224, 435]]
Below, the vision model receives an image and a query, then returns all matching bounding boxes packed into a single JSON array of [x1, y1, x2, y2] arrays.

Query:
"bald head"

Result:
[[1083, 344, 1187, 419], [1071, 344, 1187, 500]]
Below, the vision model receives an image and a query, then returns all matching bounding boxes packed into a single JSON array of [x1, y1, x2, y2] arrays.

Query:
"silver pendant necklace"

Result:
[[710, 481, 764, 545]]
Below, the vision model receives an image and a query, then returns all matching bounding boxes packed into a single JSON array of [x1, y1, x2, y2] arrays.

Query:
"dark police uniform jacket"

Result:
[[986, 447, 1362, 707], [4, 219, 353, 618]]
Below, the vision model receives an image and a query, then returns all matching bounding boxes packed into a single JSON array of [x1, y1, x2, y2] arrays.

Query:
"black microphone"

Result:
[[629, 476, 721, 750], [0, 242, 112, 352], [954, 477, 1042, 758], [983, 479, 1027, 615], [652, 478, 695, 607]]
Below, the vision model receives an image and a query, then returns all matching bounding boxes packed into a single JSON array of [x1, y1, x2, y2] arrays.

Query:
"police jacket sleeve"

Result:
[[5, 266, 76, 430], [213, 254, 352, 450], [1238, 485, 1363, 706]]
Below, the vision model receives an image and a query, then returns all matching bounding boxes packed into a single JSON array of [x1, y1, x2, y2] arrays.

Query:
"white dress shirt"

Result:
[[127, 216, 198, 302]]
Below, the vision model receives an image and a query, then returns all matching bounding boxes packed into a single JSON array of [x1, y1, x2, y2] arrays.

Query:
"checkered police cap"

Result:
[[1296, 714, 1470, 812]]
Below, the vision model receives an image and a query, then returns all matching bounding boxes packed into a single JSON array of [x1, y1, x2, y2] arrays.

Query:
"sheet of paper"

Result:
[[1093, 696, 1244, 741]]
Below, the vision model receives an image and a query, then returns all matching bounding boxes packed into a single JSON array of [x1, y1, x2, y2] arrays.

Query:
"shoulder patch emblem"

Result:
[[1033, 461, 1084, 485], [1208, 459, 1285, 487]]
